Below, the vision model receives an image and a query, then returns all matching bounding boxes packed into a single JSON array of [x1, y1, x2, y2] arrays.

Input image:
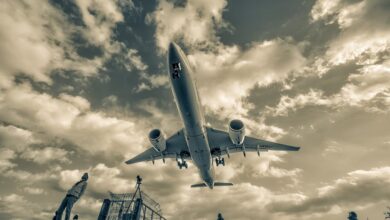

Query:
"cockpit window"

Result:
[[172, 62, 181, 79]]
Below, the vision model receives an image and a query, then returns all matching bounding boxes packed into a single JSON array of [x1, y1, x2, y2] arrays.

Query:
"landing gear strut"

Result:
[[215, 157, 225, 166]]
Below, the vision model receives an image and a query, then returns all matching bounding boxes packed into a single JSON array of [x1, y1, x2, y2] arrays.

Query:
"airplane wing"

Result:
[[206, 127, 300, 158], [125, 129, 190, 164]]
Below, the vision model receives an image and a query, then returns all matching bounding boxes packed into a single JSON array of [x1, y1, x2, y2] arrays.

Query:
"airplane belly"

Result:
[[171, 76, 204, 136], [187, 134, 211, 169]]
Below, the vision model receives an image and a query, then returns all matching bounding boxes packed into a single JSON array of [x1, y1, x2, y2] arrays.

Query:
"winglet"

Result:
[[290, 146, 300, 151], [297, 146, 301, 151], [125, 159, 133, 164], [125, 157, 139, 164]]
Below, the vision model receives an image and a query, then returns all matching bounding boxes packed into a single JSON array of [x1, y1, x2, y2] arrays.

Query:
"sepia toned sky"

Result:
[[0, 0, 390, 219]]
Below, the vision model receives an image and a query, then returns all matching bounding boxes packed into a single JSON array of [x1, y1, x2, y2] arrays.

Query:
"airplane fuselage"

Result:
[[168, 43, 215, 188]]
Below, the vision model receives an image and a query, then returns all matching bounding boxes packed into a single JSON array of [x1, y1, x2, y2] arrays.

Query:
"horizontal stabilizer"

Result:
[[190, 182, 233, 188], [214, 182, 233, 187], [191, 183, 207, 188]]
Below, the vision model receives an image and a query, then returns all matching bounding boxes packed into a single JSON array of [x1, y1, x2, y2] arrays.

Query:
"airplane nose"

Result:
[[168, 42, 177, 55], [168, 42, 180, 64], [168, 42, 174, 51]]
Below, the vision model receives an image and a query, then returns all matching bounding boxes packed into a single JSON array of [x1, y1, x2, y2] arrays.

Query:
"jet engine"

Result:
[[228, 119, 245, 145], [148, 129, 166, 152]]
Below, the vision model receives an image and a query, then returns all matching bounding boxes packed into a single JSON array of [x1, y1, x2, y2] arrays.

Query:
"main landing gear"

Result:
[[177, 159, 188, 169], [215, 157, 225, 166]]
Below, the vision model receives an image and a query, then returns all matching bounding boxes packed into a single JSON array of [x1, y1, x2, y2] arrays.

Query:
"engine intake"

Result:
[[149, 129, 166, 152], [228, 119, 245, 145]]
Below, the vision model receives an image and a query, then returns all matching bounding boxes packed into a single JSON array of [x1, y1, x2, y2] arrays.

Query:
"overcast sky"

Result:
[[1, 0, 390, 219]]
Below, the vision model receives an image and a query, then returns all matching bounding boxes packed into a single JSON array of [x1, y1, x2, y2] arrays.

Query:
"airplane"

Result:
[[125, 42, 300, 189]]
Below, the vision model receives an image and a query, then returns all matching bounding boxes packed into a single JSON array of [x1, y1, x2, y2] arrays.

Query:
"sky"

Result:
[[0, 0, 389, 219]]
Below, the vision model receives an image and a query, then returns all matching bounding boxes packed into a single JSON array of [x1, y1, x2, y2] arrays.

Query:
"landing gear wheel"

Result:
[[216, 157, 225, 166], [177, 160, 188, 169]]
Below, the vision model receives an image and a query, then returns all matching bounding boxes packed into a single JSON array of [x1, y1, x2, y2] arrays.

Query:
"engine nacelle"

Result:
[[148, 129, 166, 152], [228, 119, 245, 145]]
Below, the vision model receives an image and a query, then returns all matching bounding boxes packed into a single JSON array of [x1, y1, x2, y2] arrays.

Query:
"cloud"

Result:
[[59, 94, 91, 112], [0, 0, 69, 86], [0, 84, 147, 156], [122, 48, 148, 71], [310, 0, 343, 22], [311, 0, 390, 66], [134, 72, 169, 92], [0, 194, 47, 220], [20, 147, 71, 165], [268, 167, 390, 215], [0, 0, 139, 89], [0, 0, 105, 88], [189, 39, 306, 117], [340, 60, 390, 112], [147, 0, 307, 143], [3, 167, 59, 183], [264, 90, 329, 117], [72, 196, 103, 219], [0, 84, 81, 133], [0, 125, 39, 151], [264, 59, 390, 116], [102, 95, 119, 107], [136, 98, 182, 134], [0, 105, 72, 168], [160, 183, 304, 220], [322, 140, 342, 156], [0, 148, 16, 172], [225, 152, 302, 190], [147, 0, 228, 51], [74, 0, 129, 48], [23, 187, 45, 195]]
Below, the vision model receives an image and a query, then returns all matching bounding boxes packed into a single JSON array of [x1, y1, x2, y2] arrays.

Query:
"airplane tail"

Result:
[[191, 182, 233, 188]]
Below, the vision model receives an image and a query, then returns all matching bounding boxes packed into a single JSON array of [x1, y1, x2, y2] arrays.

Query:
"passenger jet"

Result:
[[126, 42, 300, 189]]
